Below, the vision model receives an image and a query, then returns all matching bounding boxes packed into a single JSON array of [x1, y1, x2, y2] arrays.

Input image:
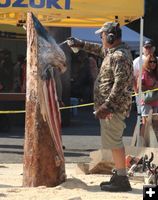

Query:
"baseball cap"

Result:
[[95, 22, 120, 34], [143, 40, 154, 47]]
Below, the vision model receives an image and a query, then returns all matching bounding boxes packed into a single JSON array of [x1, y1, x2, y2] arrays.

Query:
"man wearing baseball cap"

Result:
[[133, 39, 156, 83], [133, 39, 156, 116], [67, 22, 133, 192]]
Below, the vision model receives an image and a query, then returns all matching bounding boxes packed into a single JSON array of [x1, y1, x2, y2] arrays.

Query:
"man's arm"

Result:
[[67, 37, 104, 58], [83, 41, 104, 58]]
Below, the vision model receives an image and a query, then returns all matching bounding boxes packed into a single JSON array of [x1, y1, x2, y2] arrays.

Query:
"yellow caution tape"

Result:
[[59, 102, 94, 110], [0, 103, 94, 114], [0, 110, 25, 114], [132, 87, 158, 97], [0, 88, 158, 114]]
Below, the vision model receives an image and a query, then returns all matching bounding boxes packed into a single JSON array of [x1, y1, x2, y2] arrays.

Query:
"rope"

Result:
[[0, 87, 158, 114]]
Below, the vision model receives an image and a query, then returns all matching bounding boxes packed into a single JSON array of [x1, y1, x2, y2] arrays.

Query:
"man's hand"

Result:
[[67, 37, 85, 48], [95, 104, 112, 119]]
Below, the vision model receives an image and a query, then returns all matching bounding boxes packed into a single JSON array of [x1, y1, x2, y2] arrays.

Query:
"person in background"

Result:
[[133, 40, 156, 89], [133, 40, 156, 97], [0, 49, 13, 131], [0, 49, 13, 92], [133, 40, 157, 145], [21, 59, 26, 93], [67, 22, 133, 192], [13, 54, 25, 92], [137, 54, 158, 141]]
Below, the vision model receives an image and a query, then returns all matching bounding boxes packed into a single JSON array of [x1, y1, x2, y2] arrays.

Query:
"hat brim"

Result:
[[95, 27, 109, 34], [143, 44, 153, 48], [95, 28, 103, 34]]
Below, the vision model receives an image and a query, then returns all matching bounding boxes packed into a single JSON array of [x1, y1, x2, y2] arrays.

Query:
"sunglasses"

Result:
[[149, 60, 157, 64]]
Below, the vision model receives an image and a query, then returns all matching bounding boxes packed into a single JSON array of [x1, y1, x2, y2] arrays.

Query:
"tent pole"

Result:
[[136, 17, 144, 147]]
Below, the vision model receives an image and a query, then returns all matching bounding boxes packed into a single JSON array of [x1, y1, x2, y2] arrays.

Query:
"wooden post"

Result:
[[23, 12, 65, 187]]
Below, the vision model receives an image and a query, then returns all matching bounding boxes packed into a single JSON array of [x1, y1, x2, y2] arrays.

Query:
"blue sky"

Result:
[[71, 26, 148, 43]]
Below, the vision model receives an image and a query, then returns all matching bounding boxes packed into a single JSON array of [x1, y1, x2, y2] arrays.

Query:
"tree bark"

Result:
[[23, 12, 65, 187]]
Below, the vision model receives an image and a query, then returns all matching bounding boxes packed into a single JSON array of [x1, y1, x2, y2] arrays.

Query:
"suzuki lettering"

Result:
[[0, 0, 71, 9]]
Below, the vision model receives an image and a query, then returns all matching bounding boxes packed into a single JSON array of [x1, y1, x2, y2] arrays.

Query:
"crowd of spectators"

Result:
[[0, 49, 26, 93]]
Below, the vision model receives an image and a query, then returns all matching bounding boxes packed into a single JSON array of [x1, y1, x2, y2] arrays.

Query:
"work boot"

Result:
[[100, 169, 117, 187], [100, 174, 132, 192]]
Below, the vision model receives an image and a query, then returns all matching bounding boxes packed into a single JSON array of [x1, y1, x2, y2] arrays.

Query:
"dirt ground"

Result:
[[0, 163, 144, 200]]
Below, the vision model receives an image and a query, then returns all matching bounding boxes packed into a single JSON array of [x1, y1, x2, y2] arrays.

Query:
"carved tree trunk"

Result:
[[48, 27, 71, 126], [23, 12, 65, 187]]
